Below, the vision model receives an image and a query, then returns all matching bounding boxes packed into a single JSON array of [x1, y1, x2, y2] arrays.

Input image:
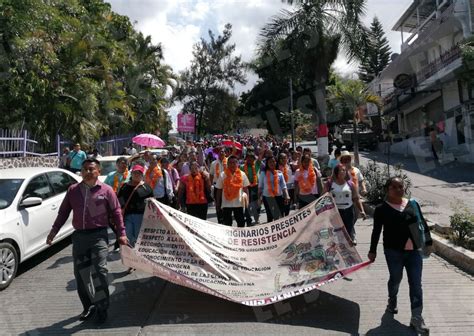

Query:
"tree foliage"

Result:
[[246, 0, 369, 155], [0, 0, 175, 149], [175, 24, 246, 135], [358, 16, 391, 83]]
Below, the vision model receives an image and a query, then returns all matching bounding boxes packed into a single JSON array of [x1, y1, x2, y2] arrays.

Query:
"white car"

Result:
[[0, 167, 81, 290]]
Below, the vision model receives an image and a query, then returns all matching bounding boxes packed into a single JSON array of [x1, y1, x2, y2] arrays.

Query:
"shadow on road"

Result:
[[362, 151, 474, 184], [21, 277, 361, 335], [366, 312, 416, 336], [147, 283, 361, 334], [16, 236, 72, 278]]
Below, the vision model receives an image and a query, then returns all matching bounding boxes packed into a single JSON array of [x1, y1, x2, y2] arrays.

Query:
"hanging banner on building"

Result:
[[177, 114, 195, 133], [121, 194, 371, 306]]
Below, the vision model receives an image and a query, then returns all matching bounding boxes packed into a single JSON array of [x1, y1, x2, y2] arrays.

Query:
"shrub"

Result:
[[360, 160, 412, 204], [449, 199, 474, 247]]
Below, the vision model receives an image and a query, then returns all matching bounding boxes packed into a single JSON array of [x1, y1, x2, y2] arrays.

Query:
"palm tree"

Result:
[[330, 78, 381, 166], [259, 0, 368, 157]]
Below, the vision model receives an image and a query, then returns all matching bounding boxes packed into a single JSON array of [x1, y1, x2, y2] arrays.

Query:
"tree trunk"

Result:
[[197, 94, 207, 138], [313, 86, 329, 157], [353, 118, 360, 167]]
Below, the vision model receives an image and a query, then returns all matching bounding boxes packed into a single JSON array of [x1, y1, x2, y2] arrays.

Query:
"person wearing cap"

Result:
[[339, 150, 367, 196], [241, 150, 261, 225], [146, 154, 174, 205], [47, 159, 128, 324], [117, 164, 153, 249]]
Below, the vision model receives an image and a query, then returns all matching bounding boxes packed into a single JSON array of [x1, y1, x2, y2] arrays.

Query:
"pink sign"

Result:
[[177, 114, 195, 133]]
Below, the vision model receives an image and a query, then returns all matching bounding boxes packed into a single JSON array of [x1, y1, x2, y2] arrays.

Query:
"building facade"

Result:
[[370, 0, 474, 163]]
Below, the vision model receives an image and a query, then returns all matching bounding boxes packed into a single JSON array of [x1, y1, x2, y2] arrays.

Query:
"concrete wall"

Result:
[[0, 156, 59, 170], [443, 81, 461, 110]]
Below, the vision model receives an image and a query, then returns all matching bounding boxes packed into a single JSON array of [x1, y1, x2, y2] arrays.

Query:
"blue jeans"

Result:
[[125, 213, 144, 247], [384, 248, 423, 315]]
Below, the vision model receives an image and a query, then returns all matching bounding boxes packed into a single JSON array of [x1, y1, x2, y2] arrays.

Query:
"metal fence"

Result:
[[1, 129, 135, 158], [0, 129, 58, 157]]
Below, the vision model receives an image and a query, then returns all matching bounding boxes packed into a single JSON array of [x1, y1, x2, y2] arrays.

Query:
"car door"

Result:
[[46, 171, 77, 240], [20, 174, 56, 258]]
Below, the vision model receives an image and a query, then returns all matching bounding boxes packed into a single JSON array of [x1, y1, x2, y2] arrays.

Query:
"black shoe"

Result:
[[95, 309, 108, 324], [410, 316, 429, 334], [385, 298, 398, 314], [78, 306, 96, 321]]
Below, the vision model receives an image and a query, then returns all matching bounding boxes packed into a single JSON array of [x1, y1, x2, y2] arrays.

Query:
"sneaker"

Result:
[[410, 316, 429, 334], [78, 305, 96, 321], [385, 298, 398, 314], [352, 239, 357, 246]]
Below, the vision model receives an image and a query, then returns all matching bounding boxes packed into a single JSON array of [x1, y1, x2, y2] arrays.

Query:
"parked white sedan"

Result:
[[0, 167, 81, 290]]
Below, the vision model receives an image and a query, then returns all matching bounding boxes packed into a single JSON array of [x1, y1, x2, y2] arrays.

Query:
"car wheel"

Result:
[[0, 242, 19, 290]]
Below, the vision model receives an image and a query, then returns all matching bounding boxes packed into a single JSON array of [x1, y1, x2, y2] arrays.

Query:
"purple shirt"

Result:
[[51, 181, 125, 237]]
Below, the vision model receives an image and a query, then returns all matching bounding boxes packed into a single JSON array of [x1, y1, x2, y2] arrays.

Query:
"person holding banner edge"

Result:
[[368, 177, 433, 335]]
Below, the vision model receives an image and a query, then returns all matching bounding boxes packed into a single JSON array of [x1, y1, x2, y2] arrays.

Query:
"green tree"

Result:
[[358, 16, 391, 84], [330, 78, 381, 165], [258, 0, 369, 157], [0, 0, 175, 149], [175, 23, 247, 135]]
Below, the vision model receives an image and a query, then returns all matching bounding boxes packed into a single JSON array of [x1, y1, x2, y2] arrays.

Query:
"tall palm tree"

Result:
[[259, 0, 368, 157], [330, 79, 381, 166]]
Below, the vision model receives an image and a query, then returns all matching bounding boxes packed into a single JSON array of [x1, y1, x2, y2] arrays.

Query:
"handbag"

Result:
[[408, 199, 433, 256]]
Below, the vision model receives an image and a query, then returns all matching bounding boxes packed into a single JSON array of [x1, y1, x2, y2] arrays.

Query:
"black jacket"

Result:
[[369, 200, 432, 253]]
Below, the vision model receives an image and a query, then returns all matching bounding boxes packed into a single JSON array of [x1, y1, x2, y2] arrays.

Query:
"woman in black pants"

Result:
[[325, 164, 366, 245], [257, 156, 290, 223]]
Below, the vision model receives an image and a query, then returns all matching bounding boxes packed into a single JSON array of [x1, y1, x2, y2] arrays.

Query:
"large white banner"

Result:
[[121, 194, 370, 306]]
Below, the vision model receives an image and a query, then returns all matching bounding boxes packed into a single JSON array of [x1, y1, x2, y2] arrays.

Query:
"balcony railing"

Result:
[[415, 44, 462, 83]]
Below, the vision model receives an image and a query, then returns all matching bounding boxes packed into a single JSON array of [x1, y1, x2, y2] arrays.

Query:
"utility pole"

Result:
[[289, 79, 296, 149]]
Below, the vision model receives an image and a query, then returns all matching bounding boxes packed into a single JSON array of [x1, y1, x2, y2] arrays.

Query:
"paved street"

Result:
[[1, 204, 473, 336], [360, 149, 474, 228], [299, 141, 474, 228]]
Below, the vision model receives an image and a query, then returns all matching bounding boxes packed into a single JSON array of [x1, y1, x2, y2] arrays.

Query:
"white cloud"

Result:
[[107, 0, 414, 129]]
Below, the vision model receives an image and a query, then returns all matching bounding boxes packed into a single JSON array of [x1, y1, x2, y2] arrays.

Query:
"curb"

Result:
[[362, 202, 474, 275], [431, 233, 474, 274]]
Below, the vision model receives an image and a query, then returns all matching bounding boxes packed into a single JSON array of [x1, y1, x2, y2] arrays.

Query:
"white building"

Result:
[[371, 0, 474, 163]]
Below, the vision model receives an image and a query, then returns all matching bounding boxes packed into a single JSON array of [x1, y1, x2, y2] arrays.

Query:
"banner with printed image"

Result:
[[121, 194, 371, 306]]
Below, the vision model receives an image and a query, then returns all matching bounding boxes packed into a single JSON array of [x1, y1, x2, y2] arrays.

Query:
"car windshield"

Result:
[[100, 161, 117, 176], [0, 179, 24, 209]]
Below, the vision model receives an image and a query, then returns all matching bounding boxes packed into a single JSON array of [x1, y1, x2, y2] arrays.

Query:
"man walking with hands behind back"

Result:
[[47, 159, 128, 324]]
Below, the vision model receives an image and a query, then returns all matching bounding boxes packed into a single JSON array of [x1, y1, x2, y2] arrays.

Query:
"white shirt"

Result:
[[280, 164, 294, 189], [258, 170, 287, 197], [348, 166, 364, 187], [294, 167, 322, 195], [210, 159, 226, 184], [215, 170, 250, 208], [330, 181, 353, 210]]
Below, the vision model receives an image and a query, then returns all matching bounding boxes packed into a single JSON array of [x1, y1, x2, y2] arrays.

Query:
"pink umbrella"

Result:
[[132, 133, 166, 148]]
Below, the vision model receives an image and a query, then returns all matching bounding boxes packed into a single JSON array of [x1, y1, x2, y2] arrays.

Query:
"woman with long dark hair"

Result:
[[325, 164, 366, 244], [368, 177, 433, 334], [258, 156, 290, 223]]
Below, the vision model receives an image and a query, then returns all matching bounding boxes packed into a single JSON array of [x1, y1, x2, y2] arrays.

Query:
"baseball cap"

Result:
[[131, 164, 145, 174]]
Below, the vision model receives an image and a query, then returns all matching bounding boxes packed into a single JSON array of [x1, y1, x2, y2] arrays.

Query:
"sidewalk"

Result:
[[360, 150, 474, 228], [1, 208, 473, 335]]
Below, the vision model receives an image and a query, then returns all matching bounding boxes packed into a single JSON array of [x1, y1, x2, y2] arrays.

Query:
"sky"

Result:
[[107, 0, 413, 127]]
